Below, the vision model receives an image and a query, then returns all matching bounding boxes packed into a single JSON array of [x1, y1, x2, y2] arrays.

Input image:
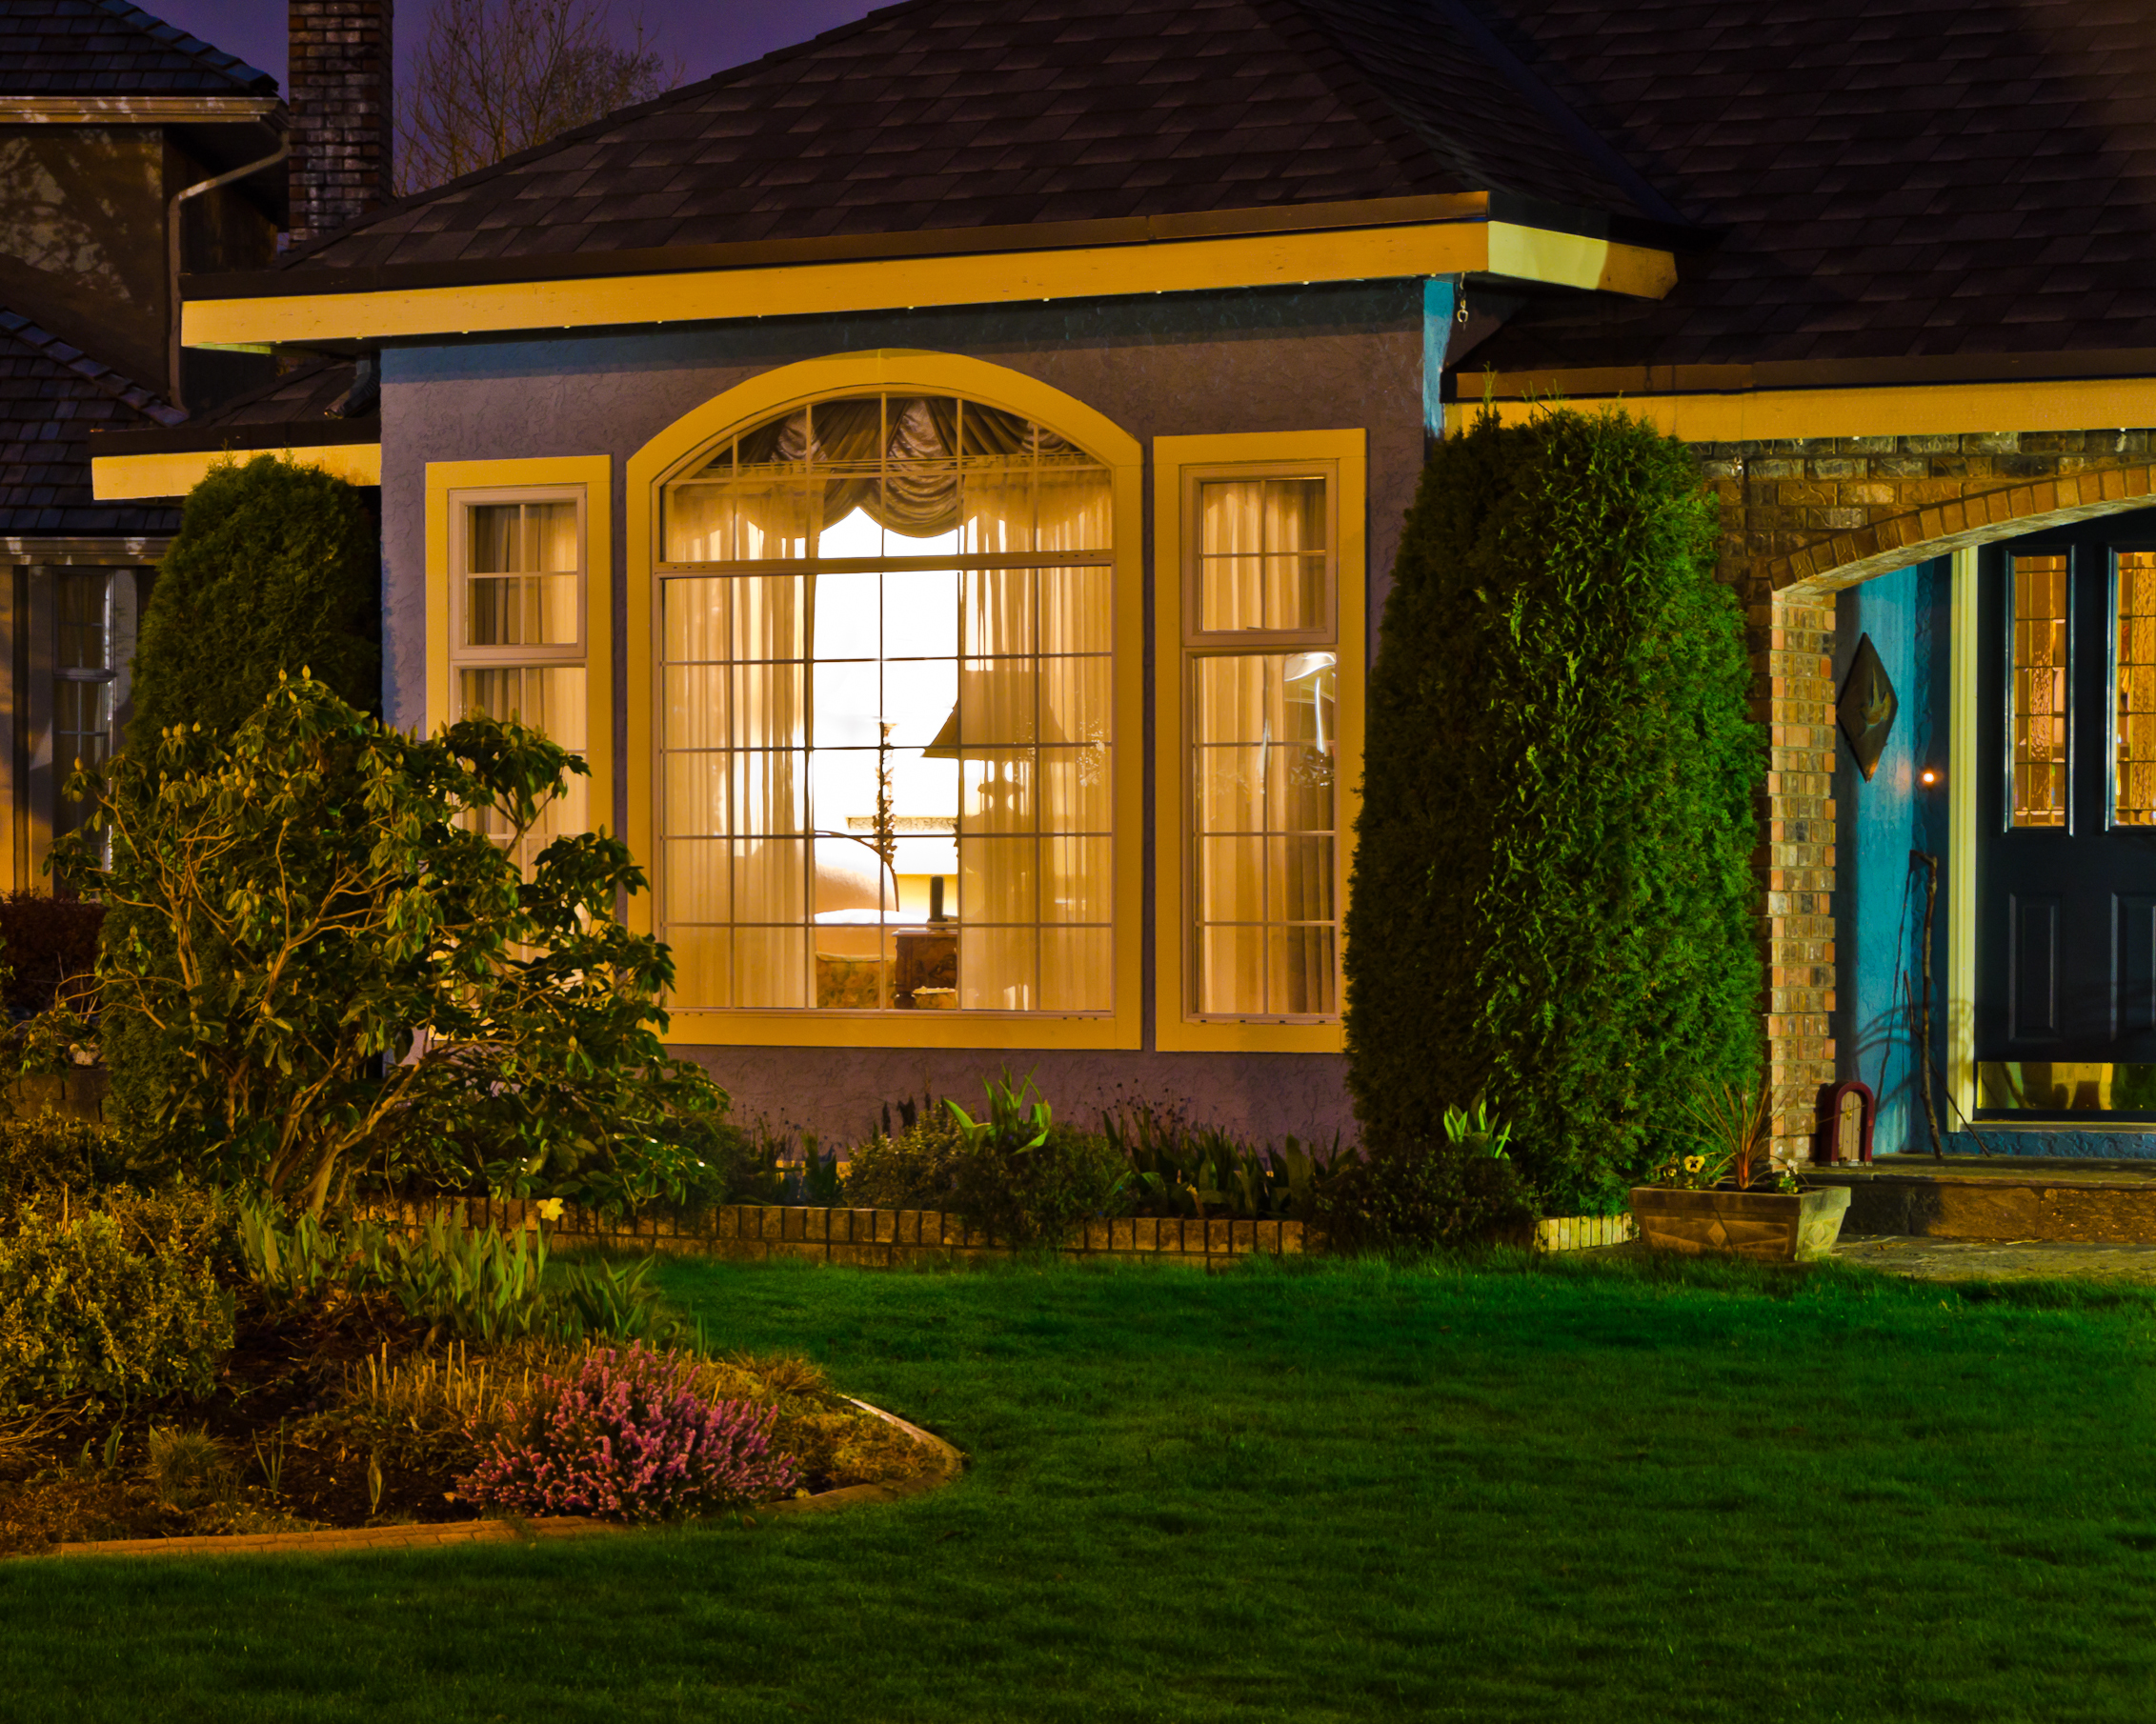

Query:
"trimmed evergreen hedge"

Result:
[[132, 454, 379, 737], [1344, 408, 1763, 1211]]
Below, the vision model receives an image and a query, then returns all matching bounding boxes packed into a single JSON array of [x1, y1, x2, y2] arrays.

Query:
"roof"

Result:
[[0, 0, 277, 98], [286, 0, 1656, 273], [1471, 0, 2156, 375], [0, 309, 184, 537], [88, 355, 378, 461]]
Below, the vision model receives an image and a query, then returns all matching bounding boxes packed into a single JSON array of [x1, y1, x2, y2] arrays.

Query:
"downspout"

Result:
[[167, 137, 290, 412]]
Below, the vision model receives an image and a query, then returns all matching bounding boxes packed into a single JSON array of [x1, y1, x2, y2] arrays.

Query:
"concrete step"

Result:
[[1809, 1156, 2156, 1244]]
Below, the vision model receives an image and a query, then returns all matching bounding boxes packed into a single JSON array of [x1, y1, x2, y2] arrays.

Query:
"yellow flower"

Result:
[[535, 1197, 565, 1222], [1682, 1155, 1705, 1174]]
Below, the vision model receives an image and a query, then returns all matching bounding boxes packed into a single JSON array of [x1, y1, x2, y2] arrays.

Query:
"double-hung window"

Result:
[[430, 460, 613, 869], [1156, 432, 1364, 1051]]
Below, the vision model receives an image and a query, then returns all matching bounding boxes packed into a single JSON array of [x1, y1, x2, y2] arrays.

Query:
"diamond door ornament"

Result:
[[1837, 632, 1898, 782]]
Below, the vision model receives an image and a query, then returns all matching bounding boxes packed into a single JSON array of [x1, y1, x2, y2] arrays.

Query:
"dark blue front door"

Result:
[[1977, 510, 2156, 1107]]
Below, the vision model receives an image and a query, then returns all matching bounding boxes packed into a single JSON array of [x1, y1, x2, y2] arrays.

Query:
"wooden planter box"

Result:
[[1628, 1185, 1851, 1262]]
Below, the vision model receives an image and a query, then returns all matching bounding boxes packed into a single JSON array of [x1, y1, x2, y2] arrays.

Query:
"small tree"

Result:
[[131, 454, 379, 739], [1343, 408, 1763, 1211], [48, 675, 724, 1215]]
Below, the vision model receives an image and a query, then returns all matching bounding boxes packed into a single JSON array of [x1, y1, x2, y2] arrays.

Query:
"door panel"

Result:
[[2116, 894, 2156, 1037], [2008, 893, 2061, 1042], [1977, 512, 2156, 1077]]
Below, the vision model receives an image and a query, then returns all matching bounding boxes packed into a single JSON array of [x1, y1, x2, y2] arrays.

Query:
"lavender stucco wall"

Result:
[[377, 283, 1424, 1147]]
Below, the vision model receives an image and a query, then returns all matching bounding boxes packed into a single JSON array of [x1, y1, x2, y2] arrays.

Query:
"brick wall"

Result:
[[289, 0, 393, 246], [1696, 431, 2156, 1160]]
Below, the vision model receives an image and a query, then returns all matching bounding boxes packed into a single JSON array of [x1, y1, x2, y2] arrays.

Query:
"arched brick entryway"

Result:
[[1733, 458, 2156, 1160]]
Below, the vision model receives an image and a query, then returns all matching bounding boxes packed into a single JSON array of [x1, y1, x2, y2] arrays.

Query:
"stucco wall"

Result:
[[378, 283, 1424, 1148]]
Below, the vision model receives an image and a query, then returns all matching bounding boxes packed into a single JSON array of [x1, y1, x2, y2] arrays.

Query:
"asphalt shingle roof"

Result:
[[0, 310, 183, 537], [0, 0, 276, 97], [259, 0, 2156, 372], [1474, 0, 2156, 371], [290, 0, 1648, 272]]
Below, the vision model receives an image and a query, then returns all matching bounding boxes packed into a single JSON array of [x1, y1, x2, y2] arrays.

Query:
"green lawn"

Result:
[[5, 1251, 2156, 1722]]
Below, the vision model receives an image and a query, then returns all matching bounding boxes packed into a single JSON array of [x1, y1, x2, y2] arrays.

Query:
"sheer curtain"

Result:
[[661, 395, 1112, 1013], [1192, 478, 1336, 1017]]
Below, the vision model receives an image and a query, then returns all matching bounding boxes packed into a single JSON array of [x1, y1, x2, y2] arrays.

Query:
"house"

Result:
[[85, 0, 2156, 1163], [0, 0, 300, 884]]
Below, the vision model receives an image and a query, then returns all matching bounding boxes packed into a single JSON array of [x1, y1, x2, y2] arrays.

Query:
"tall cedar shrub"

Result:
[[114, 455, 382, 1133], [1344, 408, 1763, 1212], [131, 453, 379, 738]]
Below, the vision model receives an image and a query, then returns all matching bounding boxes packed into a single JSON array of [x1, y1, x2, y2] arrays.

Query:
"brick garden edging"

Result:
[[38, 1396, 962, 1561], [361, 1197, 1636, 1263]]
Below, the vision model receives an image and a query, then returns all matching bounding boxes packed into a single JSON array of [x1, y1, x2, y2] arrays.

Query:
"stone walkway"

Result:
[[1833, 1234, 2156, 1281]]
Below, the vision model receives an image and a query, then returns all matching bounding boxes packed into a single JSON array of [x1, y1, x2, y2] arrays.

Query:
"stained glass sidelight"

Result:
[[2011, 553, 2069, 827], [2116, 551, 2156, 825]]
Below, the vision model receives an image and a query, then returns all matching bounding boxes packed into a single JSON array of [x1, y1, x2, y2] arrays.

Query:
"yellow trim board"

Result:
[[624, 350, 1145, 1052], [424, 455, 614, 839], [1449, 375, 2156, 443], [92, 444, 381, 499], [1946, 546, 1978, 1129], [187, 220, 1676, 350], [1152, 429, 1365, 1056]]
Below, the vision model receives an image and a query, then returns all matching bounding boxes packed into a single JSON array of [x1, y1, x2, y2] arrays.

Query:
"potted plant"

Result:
[[1629, 1079, 1850, 1262]]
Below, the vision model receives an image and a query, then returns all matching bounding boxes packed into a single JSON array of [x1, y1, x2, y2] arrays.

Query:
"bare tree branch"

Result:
[[394, 0, 680, 198]]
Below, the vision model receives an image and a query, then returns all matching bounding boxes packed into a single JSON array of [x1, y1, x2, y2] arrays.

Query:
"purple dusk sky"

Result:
[[144, 0, 884, 101]]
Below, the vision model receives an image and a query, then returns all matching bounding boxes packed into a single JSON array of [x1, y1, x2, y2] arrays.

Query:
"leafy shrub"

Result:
[[456, 1343, 798, 1520], [0, 1205, 232, 1409], [843, 1108, 965, 1211], [0, 1112, 136, 1208], [49, 674, 729, 1214], [1345, 407, 1763, 1211], [0, 892, 102, 1019], [943, 1077, 1123, 1249], [1102, 1105, 1336, 1220], [1316, 1135, 1541, 1253]]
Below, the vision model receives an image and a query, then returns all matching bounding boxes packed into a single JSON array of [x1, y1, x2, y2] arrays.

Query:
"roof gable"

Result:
[[0, 0, 277, 99], [292, 0, 1648, 272]]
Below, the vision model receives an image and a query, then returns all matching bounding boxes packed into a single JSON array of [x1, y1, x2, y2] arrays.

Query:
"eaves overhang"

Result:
[[1452, 370, 2156, 442], [0, 95, 283, 124], [1455, 350, 2156, 441], [181, 193, 1689, 351], [88, 416, 381, 500]]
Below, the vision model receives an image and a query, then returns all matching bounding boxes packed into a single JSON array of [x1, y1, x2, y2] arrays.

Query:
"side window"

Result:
[[53, 570, 121, 841], [450, 489, 590, 863], [1183, 468, 1340, 1019], [1154, 431, 1363, 1052]]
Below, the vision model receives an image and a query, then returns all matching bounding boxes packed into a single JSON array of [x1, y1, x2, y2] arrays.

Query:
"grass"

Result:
[[4, 1249, 2156, 1721]]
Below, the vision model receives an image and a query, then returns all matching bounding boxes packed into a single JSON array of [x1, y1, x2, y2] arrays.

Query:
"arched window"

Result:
[[655, 393, 1115, 1014]]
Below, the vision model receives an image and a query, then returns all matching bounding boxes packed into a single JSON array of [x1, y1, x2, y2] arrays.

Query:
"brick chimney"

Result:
[[287, 1, 394, 246]]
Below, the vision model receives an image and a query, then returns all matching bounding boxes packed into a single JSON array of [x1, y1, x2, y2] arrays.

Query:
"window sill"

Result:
[[1155, 1018, 1344, 1054], [658, 1009, 1138, 1051]]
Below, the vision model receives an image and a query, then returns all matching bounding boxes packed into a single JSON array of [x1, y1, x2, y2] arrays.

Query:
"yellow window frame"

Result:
[[425, 454, 615, 839], [623, 350, 1145, 1051], [1154, 431, 1366, 1053]]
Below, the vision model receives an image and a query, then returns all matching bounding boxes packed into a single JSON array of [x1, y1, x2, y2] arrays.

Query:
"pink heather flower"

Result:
[[456, 1343, 800, 1521]]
